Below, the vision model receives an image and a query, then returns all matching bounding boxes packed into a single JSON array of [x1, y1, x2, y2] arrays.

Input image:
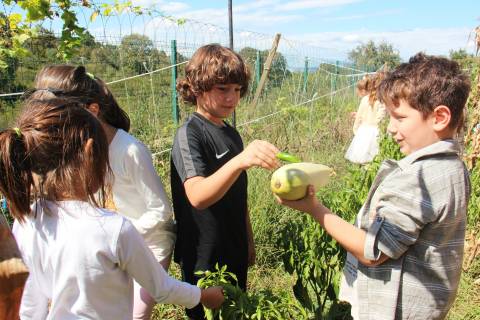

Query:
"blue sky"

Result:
[[130, 0, 479, 60]]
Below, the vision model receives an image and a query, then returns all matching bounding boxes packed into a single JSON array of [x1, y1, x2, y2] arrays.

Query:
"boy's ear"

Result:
[[432, 105, 451, 131], [87, 103, 100, 117]]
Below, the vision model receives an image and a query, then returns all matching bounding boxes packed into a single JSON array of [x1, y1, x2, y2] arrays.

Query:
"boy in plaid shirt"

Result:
[[277, 53, 471, 320]]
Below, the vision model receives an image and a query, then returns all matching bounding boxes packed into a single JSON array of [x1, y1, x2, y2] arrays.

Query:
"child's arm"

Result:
[[118, 219, 224, 309], [276, 186, 389, 267], [184, 140, 279, 209], [123, 141, 175, 247]]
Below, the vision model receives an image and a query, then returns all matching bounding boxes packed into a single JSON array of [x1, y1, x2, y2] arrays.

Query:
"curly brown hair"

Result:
[[177, 44, 250, 105], [378, 53, 471, 130]]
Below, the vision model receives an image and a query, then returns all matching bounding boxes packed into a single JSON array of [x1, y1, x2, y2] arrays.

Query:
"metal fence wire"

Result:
[[1, 4, 371, 154]]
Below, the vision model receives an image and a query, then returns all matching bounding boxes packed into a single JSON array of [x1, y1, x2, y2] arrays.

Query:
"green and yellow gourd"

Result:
[[270, 162, 334, 200]]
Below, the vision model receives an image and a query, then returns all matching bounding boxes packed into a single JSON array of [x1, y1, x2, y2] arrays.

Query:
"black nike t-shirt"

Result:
[[170, 112, 248, 288]]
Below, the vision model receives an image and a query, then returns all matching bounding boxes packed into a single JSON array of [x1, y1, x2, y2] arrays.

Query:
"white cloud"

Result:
[[131, 0, 362, 31], [342, 34, 360, 42], [158, 2, 190, 13], [275, 0, 362, 11], [287, 27, 476, 60], [235, 0, 281, 13], [322, 9, 402, 22], [174, 7, 302, 28], [130, 0, 190, 12]]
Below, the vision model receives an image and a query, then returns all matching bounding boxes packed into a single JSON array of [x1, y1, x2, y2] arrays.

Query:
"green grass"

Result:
[[447, 270, 480, 320]]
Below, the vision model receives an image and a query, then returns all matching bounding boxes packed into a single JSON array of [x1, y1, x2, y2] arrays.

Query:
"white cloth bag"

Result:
[[345, 125, 380, 164]]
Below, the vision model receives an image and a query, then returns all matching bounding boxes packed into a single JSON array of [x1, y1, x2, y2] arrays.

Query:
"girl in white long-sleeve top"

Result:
[[29, 65, 176, 319], [345, 73, 386, 164], [0, 98, 224, 319]]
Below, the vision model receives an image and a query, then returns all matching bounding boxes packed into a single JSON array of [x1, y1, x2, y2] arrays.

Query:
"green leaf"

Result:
[[177, 18, 186, 25], [8, 13, 23, 27], [90, 10, 99, 22], [103, 6, 112, 16], [292, 279, 312, 310], [326, 283, 337, 301], [13, 33, 30, 45], [0, 60, 8, 70]]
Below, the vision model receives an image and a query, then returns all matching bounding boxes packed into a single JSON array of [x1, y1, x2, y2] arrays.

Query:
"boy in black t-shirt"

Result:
[[171, 44, 279, 319]]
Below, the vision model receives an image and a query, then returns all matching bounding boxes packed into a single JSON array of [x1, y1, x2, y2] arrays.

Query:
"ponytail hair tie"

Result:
[[86, 72, 95, 80], [13, 127, 22, 137]]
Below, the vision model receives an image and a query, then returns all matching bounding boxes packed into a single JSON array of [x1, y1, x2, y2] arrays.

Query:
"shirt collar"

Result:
[[396, 139, 460, 170], [192, 112, 229, 128]]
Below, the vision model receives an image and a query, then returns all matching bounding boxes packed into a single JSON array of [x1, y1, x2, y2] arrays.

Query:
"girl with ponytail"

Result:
[[0, 98, 223, 319], [28, 65, 177, 319]]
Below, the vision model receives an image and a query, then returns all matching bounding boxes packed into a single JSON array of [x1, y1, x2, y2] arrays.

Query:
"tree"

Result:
[[0, 0, 146, 70], [449, 48, 478, 70], [239, 47, 290, 88], [348, 40, 401, 71], [449, 49, 472, 61], [23, 28, 58, 63], [120, 34, 170, 74]]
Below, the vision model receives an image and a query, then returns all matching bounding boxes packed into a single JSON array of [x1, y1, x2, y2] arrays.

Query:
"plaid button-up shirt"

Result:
[[340, 140, 470, 320]]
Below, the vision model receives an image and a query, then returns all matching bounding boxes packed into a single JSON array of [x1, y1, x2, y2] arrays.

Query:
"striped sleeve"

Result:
[[365, 180, 436, 260], [171, 123, 209, 182]]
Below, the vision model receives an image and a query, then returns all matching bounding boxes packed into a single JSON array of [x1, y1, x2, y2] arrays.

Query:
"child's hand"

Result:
[[200, 286, 225, 309], [237, 140, 279, 170], [275, 185, 320, 214]]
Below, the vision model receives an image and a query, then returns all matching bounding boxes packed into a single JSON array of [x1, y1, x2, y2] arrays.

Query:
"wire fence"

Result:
[[0, 2, 376, 224], [0, 4, 370, 153]]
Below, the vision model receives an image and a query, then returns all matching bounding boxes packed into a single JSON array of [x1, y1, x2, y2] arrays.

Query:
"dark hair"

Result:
[[378, 53, 471, 129], [0, 99, 110, 221], [30, 65, 131, 132], [177, 44, 250, 105]]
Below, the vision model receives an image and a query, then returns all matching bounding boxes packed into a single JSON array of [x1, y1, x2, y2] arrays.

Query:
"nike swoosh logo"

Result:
[[215, 150, 229, 159]]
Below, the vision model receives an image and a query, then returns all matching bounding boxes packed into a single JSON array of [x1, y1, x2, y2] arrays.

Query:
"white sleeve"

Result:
[[125, 143, 175, 236], [12, 221, 49, 320], [117, 220, 201, 308]]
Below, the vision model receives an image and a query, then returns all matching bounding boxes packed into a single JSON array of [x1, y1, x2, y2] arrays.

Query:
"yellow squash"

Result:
[[270, 162, 334, 200]]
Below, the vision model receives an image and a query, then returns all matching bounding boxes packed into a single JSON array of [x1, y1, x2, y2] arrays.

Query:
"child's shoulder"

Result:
[[173, 114, 207, 143], [177, 113, 205, 131], [111, 129, 150, 158], [14, 201, 128, 237], [411, 149, 465, 175], [386, 146, 468, 195]]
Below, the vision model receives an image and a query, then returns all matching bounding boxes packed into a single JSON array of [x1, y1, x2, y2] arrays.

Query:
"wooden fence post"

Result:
[[250, 33, 281, 109]]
